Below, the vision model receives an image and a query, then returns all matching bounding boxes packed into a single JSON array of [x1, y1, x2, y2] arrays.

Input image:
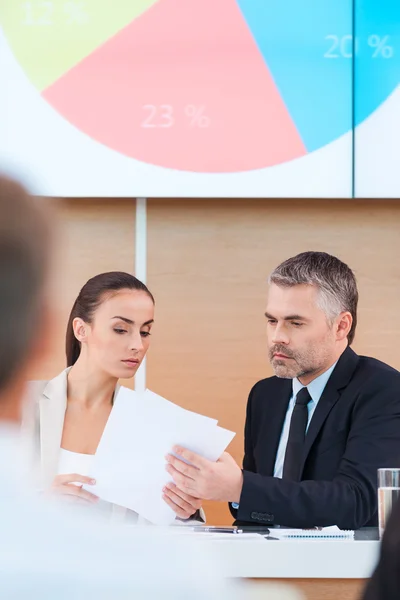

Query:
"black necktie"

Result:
[[282, 387, 312, 481]]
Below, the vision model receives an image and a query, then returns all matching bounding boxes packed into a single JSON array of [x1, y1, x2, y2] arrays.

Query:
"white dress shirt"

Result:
[[273, 362, 337, 478]]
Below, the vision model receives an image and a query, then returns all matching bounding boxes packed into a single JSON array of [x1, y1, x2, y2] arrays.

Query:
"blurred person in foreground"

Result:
[[361, 497, 400, 600], [165, 252, 400, 530], [0, 174, 302, 600]]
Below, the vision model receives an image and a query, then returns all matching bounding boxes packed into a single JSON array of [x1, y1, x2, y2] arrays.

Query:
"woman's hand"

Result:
[[50, 473, 99, 504], [162, 482, 202, 520]]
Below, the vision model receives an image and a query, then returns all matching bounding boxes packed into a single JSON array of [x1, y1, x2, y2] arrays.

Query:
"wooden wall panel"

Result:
[[254, 578, 366, 600], [36, 198, 136, 386], [147, 198, 400, 524]]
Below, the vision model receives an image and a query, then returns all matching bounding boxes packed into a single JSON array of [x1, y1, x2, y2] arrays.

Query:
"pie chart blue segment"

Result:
[[236, 0, 353, 153], [237, 0, 399, 152], [355, 0, 400, 125]]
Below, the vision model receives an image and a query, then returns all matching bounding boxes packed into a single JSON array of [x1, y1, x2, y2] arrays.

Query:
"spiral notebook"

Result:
[[270, 526, 354, 539]]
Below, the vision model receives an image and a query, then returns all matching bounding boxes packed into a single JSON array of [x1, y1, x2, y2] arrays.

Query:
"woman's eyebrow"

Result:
[[112, 315, 134, 325], [112, 316, 154, 326]]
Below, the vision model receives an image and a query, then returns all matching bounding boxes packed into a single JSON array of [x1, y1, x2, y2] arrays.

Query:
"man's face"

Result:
[[265, 283, 338, 381]]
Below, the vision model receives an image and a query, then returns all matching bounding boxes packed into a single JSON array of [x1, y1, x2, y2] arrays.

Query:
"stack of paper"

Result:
[[86, 387, 235, 525]]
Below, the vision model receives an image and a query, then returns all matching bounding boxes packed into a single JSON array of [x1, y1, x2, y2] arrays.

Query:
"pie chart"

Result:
[[0, 0, 398, 174]]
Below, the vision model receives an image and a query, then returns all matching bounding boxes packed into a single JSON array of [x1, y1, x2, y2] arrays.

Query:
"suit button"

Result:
[[251, 511, 258, 520]]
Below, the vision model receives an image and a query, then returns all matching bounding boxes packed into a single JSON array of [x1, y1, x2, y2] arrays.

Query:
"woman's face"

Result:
[[77, 290, 154, 379]]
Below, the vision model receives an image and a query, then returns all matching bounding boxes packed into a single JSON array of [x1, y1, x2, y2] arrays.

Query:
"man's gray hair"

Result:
[[268, 251, 358, 344], [0, 176, 52, 391]]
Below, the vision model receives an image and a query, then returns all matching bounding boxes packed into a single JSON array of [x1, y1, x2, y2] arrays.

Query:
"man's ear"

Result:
[[336, 312, 352, 341]]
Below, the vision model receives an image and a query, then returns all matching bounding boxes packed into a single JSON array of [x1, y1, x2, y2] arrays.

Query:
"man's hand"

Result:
[[162, 483, 202, 520], [165, 447, 243, 503]]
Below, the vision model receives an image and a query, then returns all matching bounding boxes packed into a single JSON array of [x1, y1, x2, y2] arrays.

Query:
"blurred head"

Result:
[[266, 251, 358, 382], [0, 175, 53, 420], [66, 272, 155, 379]]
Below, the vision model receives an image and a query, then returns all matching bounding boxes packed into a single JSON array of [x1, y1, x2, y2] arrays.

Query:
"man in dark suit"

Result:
[[165, 251, 400, 530]]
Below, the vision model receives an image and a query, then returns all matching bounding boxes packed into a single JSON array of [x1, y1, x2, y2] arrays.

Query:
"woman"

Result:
[[26, 271, 203, 524]]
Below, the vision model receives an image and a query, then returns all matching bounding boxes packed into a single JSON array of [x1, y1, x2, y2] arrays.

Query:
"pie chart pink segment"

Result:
[[43, 0, 306, 173]]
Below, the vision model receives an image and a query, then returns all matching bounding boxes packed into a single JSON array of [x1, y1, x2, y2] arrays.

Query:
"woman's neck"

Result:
[[67, 357, 118, 409]]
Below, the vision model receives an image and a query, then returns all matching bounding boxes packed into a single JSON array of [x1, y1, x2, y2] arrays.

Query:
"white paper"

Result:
[[86, 387, 235, 525], [144, 390, 219, 427]]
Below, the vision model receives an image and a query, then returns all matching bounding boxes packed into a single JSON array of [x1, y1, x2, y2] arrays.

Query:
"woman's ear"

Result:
[[72, 317, 88, 344]]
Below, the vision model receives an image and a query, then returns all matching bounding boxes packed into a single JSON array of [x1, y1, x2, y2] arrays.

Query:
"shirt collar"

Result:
[[292, 361, 337, 404]]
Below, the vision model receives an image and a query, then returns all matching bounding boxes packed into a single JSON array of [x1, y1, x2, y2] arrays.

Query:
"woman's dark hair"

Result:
[[66, 271, 154, 367]]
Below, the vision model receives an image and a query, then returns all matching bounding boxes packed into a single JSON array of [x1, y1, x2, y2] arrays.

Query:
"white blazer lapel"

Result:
[[39, 368, 70, 487]]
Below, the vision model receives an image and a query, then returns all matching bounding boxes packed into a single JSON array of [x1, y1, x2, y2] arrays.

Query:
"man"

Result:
[[165, 251, 400, 529], [1, 174, 298, 600]]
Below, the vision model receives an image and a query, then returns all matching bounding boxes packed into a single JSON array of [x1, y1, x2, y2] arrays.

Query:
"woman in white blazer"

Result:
[[26, 271, 203, 524]]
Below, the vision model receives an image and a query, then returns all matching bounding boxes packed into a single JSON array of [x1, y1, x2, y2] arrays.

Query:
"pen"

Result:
[[192, 527, 243, 534]]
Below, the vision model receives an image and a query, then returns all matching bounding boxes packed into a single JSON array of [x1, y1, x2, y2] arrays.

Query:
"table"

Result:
[[216, 528, 381, 600]]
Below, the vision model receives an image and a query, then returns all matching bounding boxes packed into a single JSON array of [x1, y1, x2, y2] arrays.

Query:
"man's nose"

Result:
[[271, 324, 290, 345]]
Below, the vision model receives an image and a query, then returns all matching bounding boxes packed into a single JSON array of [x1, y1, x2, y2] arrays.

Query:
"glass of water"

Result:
[[378, 468, 400, 539]]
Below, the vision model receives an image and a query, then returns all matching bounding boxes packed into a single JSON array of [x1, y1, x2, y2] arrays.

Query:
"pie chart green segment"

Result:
[[0, 0, 158, 90]]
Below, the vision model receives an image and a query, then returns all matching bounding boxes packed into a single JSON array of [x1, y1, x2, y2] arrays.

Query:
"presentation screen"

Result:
[[0, 1, 398, 198], [354, 0, 400, 198]]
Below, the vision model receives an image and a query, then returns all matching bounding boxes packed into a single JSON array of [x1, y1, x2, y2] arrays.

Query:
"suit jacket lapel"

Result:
[[264, 379, 292, 475], [300, 346, 359, 474], [39, 368, 70, 487]]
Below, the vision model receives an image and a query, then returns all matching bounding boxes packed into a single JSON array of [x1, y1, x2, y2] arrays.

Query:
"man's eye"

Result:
[[292, 322, 303, 327], [267, 319, 277, 325]]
